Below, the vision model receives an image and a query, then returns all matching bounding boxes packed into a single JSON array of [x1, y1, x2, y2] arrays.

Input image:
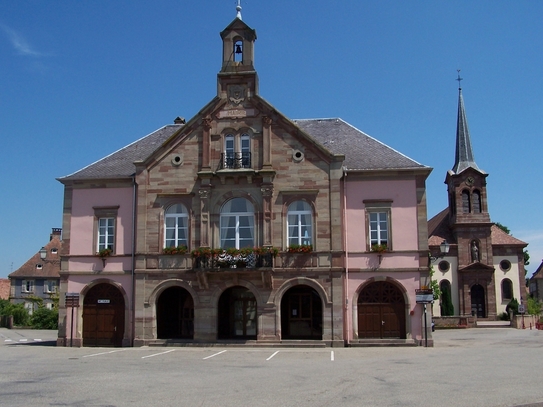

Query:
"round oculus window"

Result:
[[438, 260, 450, 272], [500, 259, 511, 271]]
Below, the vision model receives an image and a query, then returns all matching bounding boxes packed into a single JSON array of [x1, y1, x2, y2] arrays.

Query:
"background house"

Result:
[[8, 228, 62, 313]]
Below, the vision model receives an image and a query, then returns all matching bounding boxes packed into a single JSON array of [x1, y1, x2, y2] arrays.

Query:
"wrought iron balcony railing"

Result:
[[220, 152, 251, 169]]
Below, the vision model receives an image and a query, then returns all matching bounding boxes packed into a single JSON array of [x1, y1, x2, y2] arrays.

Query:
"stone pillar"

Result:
[[202, 117, 212, 170], [262, 116, 272, 168], [199, 187, 211, 247], [261, 184, 273, 246]]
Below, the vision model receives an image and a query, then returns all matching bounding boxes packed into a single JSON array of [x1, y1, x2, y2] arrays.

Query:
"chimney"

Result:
[[50, 228, 62, 241]]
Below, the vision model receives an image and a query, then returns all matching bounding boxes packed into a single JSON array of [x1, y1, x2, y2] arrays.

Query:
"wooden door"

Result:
[[358, 281, 405, 339], [83, 283, 125, 347]]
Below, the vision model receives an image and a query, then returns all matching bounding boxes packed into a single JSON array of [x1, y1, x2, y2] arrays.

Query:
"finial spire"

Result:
[[452, 72, 484, 175], [236, 0, 242, 20], [456, 69, 463, 90]]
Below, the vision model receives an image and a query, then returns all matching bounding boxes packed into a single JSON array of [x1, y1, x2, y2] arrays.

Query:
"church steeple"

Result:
[[452, 72, 484, 175]]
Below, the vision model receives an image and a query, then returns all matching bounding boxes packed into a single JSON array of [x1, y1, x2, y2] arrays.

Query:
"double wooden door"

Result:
[[83, 283, 125, 347], [358, 281, 405, 339]]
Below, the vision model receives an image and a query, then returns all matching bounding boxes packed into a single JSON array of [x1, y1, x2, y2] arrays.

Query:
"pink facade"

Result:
[[343, 176, 431, 345]]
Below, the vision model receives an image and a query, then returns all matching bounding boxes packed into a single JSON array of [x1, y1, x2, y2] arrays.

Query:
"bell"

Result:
[[235, 44, 242, 54]]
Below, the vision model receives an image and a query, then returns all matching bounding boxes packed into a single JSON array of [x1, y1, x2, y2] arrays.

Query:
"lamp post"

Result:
[[429, 240, 450, 263]]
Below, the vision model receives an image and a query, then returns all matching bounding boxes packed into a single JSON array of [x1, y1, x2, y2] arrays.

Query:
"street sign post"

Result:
[[65, 293, 80, 347]]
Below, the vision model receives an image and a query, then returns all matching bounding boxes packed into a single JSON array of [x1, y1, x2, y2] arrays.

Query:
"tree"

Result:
[[440, 284, 455, 316], [527, 296, 541, 316], [495, 222, 530, 274]]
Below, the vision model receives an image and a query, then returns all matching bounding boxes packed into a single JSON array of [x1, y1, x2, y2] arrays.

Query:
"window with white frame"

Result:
[[287, 200, 313, 247], [24, 302, 34, 315], [222, 132, 251, 169], [164, 203, 189, 248], [220, 198, 254, 249], [22, 279, 34, 293], [44, 280, 57, 294], [45, 302, 54, 310], [365, 201, 392, 250], [97, 217, 115, 252], [501, 278, 513, 301]]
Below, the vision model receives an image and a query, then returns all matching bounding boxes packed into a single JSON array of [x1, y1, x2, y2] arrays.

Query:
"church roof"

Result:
[[59, 118, 428, 182], [428, 208, 527, 247], [451, 87, 485, 175]]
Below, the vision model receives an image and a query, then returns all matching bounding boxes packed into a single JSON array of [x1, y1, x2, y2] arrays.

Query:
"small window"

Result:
[[369, 212, 389, 247], [500, 259, 511, 272], [22, 280, 34, 293], [44, 280, 57, 294], [438, 260, 450, 272], [24, 302, 34, 315], [36, 264, 43, 270], [164, 204, 189, 248], [97, 217, 115, 252], [287, 201, 313, 247]]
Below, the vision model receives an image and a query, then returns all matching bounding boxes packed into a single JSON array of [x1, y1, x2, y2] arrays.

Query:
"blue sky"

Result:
[[1, 1, 542, 278]]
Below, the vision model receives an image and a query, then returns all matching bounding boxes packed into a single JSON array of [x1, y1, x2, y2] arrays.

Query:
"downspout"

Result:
[[131, 175, 137, 346], [343, 168, 350, 346]]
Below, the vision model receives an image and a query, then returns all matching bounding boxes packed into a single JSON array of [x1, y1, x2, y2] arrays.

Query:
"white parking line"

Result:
[[34, 339, 42, 342], [4, 339, 13, 342], [19, 339, 28, 342], [82, 349, 128, 358], [331, 351, 334, 361], [203, 350, 227, 360], [266, 351, 279, 361], [141, 349, 176, 359]]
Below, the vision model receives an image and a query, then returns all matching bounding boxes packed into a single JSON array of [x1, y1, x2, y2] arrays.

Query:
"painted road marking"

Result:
[[141, 349, 176, 359], [203, 350, 227, 360], [82, 349, 128, 358], [331, 351, 334, 361], [266, 351, 279, 361]]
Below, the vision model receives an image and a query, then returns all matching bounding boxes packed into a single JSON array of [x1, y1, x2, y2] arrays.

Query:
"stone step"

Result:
[[147, 340, 327, 348], [349, 339, 418, 347]]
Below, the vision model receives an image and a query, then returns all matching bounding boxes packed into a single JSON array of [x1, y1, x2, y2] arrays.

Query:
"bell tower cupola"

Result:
[[217, 2, 258, 99]]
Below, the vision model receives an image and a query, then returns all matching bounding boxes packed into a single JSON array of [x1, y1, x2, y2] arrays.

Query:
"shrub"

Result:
[[30, 307, 59, 330], [498, 312, 510, 321], [0, 300, 30, 326], [506, 298, 519, 316]]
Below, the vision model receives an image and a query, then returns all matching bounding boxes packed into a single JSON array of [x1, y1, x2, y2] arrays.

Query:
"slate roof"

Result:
[[58, 124, 183, 181], [428, 208, 527, 247], [294, 118, 427, 171], [59, 118, 428, 182]]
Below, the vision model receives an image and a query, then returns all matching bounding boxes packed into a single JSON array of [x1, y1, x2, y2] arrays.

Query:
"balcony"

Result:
[[220, 152, 251, 170]]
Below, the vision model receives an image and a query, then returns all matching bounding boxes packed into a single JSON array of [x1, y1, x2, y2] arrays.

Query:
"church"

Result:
[[56, 7, 433, 347], [428, 77, 527, 321]]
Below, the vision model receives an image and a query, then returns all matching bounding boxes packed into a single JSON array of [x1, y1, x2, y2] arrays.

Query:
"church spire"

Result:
[[452, 71, 484, 175]]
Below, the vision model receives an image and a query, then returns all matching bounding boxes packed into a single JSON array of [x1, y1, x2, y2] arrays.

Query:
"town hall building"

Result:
[[56, 9, 433, 347]]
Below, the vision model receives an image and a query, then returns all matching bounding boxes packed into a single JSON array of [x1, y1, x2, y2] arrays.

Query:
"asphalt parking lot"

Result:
[[1, 328, 543, 407]]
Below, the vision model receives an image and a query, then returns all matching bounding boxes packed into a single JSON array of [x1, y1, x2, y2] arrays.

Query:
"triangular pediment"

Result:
[[458, 262, 495, 273]]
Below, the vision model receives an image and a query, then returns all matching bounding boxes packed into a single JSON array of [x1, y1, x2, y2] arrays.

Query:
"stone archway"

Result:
[[156, 286, 194, 339], [280, 285, 323, 340]]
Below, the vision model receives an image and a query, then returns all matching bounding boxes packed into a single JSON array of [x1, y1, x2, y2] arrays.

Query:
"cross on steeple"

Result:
[[456, 69, 463, 89]]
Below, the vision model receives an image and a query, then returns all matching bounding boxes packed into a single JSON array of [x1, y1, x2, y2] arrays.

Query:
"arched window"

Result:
[[164, 204, 189, 248], [240, 133, 251, 168], [462, 190, 471, 213], [501, 279, 513, 301], [472, 190, 481, 213], [220, 198, 254, 249], [287, 201, 313, 247]]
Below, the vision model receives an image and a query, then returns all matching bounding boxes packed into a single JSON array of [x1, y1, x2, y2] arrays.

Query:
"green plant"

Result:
[[440, 284, 454, 316], [191, 247, 213, 258], [98, 248, 112, 258], [163, 245, 188, 255], [30, 307, 58, 329], [498, 312, 510, 321], [0, 300, 30, 326], [255, 246, 279, 257], [370, 244, 388, 253], [527, 296, 542, 315], [287, 244, 313, 254], [506, 298, 519, 316]]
